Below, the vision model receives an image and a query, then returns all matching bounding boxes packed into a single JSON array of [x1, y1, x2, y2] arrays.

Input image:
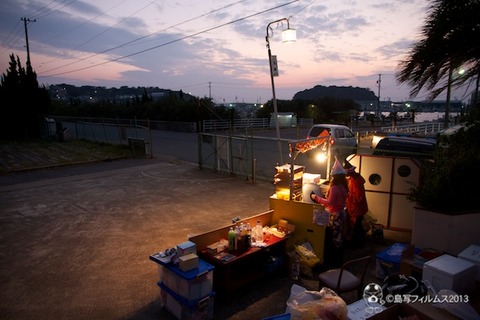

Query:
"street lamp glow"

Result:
[[281, 28, 296, 43]]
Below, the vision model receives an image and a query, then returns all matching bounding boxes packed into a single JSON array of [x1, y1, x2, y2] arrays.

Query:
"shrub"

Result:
[[409, 122, 480, 212]]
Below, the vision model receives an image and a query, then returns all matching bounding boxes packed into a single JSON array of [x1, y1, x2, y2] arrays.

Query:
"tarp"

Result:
[[288, 129, 329, 160]]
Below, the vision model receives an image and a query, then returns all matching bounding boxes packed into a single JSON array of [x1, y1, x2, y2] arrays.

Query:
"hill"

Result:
[[293, 85, 377, 101]]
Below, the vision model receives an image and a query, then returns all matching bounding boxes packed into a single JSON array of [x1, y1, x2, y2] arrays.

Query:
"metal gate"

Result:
[[198, 132, 253, 181]]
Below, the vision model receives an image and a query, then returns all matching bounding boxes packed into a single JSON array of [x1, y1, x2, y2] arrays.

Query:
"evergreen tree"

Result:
[[0, 54, 50, 139]]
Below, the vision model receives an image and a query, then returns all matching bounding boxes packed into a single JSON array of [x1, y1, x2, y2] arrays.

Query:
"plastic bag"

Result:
[[423, 282, 480, 320], [361, 211, 376, 232], [295, 243, 320, 277], [313, 208, 329, 226], [286, 286, 347, 320]]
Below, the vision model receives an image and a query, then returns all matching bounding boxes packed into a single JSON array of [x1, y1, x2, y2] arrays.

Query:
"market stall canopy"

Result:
[[289, 129, 329, 160]]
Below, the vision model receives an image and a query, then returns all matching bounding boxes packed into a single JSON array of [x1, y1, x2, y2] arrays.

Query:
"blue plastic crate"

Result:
[[150, 255, 214, 302], [150, 254, 214, 280], [375, 243, 419, 279], [158, 281, 214, 320]]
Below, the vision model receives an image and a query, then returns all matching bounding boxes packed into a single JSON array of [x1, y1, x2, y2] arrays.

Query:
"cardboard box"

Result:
[[179, 253, 199, 272], [206, 239, 228, 255], [422, 254, 476, 294], [177, 241, 196, 257], [458, 244, 480, 281]]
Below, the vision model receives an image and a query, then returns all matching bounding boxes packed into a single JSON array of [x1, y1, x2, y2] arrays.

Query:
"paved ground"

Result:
[[1, 148, 478, 319], [0, 154, 279, 319]]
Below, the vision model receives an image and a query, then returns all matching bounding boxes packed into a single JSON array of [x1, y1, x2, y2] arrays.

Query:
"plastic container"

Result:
[[457, 244, 480, 281], [158, 282, 214, 320], [375, 243, 419, 279], [150, 255, 214, 302], [422, 254, 476, 294]]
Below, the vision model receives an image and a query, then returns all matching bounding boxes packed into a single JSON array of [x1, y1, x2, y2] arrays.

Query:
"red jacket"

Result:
[[346, 173, 368, 224]]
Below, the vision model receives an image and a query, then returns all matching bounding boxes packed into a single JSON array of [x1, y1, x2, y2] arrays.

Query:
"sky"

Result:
[[1, 0, 464, 104]]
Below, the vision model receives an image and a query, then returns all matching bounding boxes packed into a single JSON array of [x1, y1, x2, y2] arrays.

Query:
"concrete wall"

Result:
[[412, 207, 480, 255]]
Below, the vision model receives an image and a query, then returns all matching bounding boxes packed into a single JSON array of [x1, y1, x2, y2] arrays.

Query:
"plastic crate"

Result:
[[158, 281, 214, 320], [375, 243, 419, 279], [150, 254, 214, 302]]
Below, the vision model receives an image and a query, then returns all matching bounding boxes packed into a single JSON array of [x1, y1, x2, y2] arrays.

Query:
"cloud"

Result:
[[1, 0, 438, 102]]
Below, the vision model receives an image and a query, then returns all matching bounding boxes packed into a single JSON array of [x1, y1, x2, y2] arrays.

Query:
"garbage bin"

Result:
[[128, 137, 146, 157]]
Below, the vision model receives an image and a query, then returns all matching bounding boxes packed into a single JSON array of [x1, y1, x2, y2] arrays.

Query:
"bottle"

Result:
[[228, 227, 235, 252], [234, 225, 241, 251], [245, 223, 252, 248], [253, 220, 263, 242]]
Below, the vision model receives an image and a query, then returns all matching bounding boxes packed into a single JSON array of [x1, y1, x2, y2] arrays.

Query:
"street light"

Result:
[[266, 18, 296, 164], [445, 66, 465, 129]]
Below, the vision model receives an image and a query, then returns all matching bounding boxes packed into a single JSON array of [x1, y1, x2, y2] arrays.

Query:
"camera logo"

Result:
[[363, 283, 385, 314]]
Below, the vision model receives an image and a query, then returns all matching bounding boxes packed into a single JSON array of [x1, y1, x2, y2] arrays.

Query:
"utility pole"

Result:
[[376, 74, 382, 117], [208, 82, 211, 99], [21, 17, 36, 65]]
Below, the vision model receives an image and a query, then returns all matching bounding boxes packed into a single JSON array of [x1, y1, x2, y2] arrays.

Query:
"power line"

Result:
[[70, 0, 154, 51], [38, 0, 249, 73], [30, 0, 77, 20], [39, 0, 299, 78], [0, 20, 23, 55], [1, 0, 83, 57], [39, 0, 129, 44]]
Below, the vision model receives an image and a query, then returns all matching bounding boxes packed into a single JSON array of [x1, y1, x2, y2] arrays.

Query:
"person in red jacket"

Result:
[[344, 160, 368, 247]]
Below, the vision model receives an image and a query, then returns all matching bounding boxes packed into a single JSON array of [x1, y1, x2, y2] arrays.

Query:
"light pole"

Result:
[[266, 18, 296, 164]]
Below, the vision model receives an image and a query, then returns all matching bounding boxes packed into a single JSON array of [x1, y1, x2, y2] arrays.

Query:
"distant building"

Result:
[[419, 100, 464, 112], [357, 100, 465, 113], [218, 102, 262, 118], [269, 112, 297, 128]]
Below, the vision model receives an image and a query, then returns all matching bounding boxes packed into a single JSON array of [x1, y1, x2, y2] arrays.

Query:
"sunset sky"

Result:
[[2, 0, 462, 104]]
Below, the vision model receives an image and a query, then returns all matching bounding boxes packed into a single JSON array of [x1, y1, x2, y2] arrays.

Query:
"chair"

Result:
[[318, 255, 371, 299]]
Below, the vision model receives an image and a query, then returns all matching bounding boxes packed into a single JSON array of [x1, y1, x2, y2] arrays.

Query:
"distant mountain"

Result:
[[293, 85, 377, 101]]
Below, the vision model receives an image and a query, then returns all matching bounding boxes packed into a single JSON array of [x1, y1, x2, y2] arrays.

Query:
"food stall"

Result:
[[270, 130, 332, 263]]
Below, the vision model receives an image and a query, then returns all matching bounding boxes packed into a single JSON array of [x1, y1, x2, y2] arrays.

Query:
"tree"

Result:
[[0, 54, 50, 139], [409, 122, 480, 211], [396, 0, 480, 102], [399, 1, 480, 212]]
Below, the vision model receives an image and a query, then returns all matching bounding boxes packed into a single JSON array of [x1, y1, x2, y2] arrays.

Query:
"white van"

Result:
[[306, 124, 357, 159]]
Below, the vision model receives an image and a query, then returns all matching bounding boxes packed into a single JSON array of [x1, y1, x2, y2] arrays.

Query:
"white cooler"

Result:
[[422, 254, 477, 294], [458, 244, 480, 281]]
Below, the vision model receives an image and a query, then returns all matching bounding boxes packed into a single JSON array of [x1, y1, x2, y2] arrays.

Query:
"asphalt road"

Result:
[[1, 153, 292, 320], [0, 128, 378, 320]]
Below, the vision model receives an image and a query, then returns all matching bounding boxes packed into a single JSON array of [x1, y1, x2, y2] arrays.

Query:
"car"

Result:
[[306, 124, 357, 160], [372, 136, 436, 159]]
